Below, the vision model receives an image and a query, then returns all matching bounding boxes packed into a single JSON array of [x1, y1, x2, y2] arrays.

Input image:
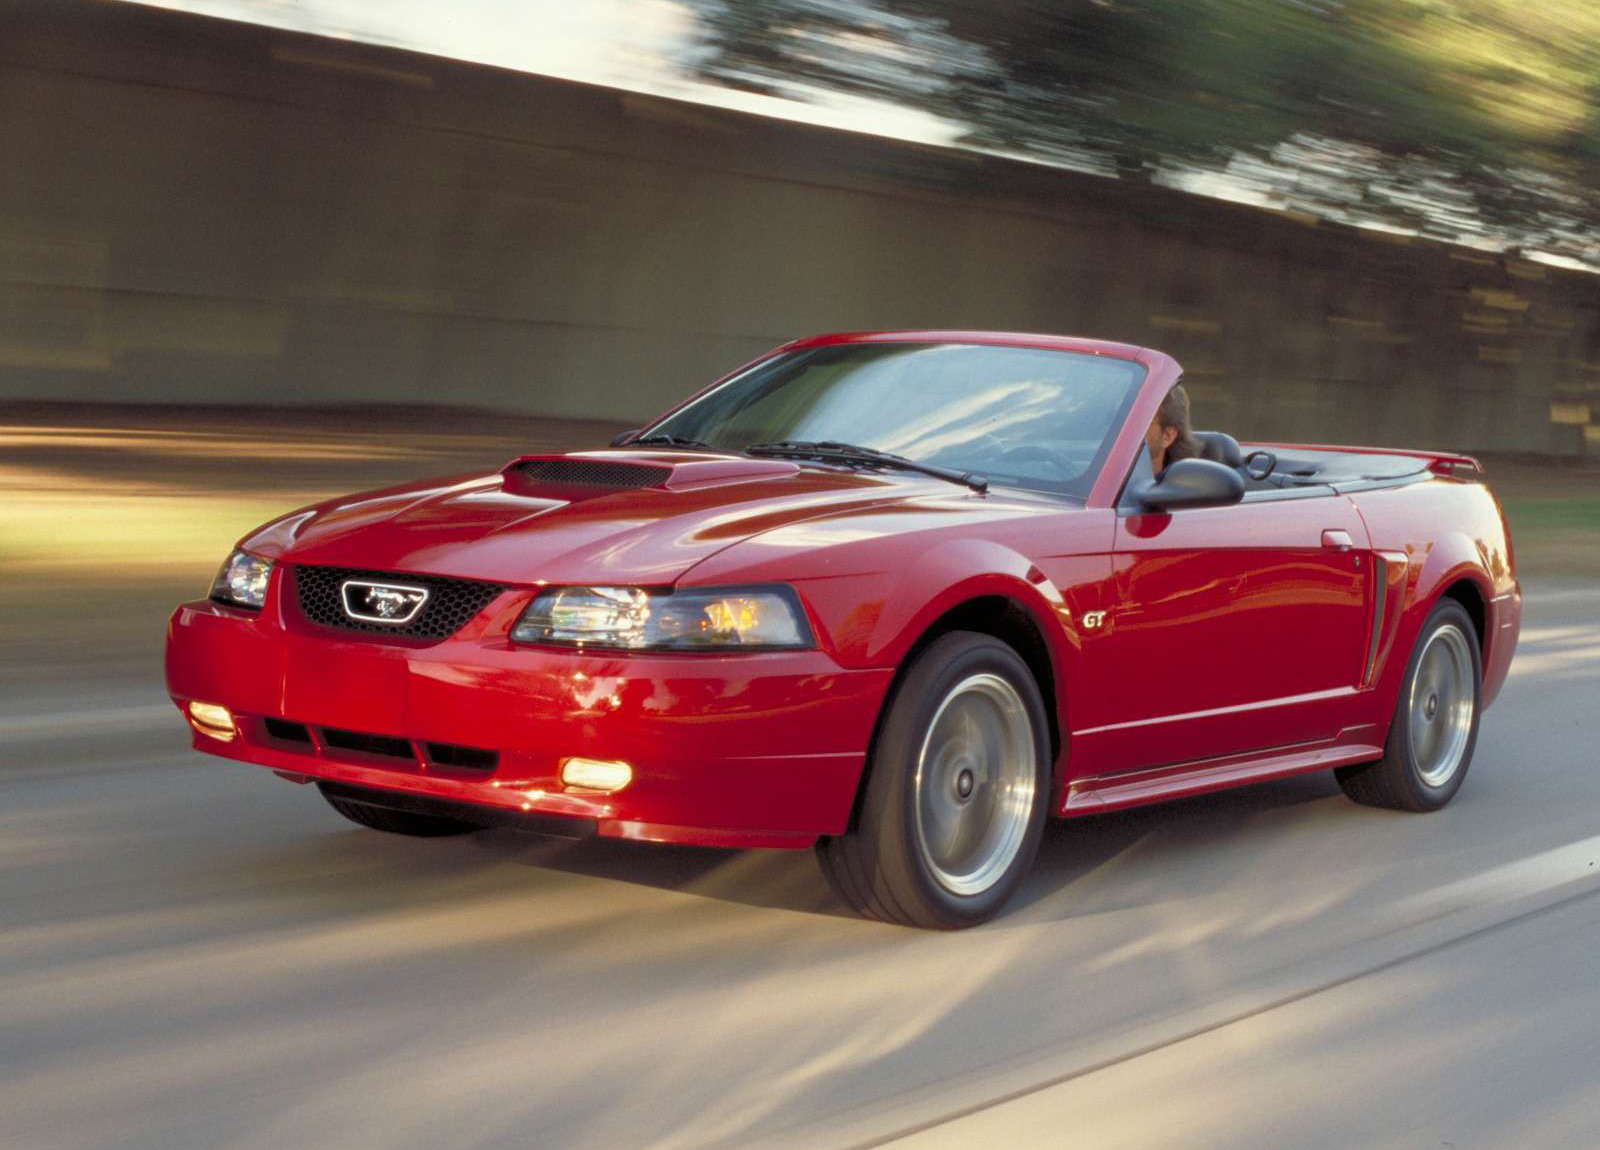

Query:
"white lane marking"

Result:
[[1517, 624, 1600, 644], [1523, 586, 1600, 606], [1396, 836, 1600, 920], [0, 704, 175, 740], [853, 854, 1600, 1150], [1508, 646, 1600, 679], [1505, 619, 1600, 679]]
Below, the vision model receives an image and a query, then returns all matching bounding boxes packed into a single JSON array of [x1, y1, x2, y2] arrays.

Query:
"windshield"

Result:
[[644, 342, 1145, 497]]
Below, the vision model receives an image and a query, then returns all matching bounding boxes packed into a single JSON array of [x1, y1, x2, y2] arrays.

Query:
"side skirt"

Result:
[[1060, 726, 1382, 816]]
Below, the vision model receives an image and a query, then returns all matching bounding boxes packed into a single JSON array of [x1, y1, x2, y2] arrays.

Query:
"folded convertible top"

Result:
[[1245, 442, 1482, 482]]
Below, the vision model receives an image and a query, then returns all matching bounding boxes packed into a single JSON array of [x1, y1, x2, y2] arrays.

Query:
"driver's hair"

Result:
[[1156, 383, 1200, 469]]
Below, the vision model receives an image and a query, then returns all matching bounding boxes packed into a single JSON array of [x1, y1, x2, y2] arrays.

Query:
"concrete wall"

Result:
[[4, 0, 1598, 453]]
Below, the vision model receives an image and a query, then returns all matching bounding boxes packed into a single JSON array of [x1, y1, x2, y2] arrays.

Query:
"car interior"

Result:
[[1193, 430, 1432, 492]]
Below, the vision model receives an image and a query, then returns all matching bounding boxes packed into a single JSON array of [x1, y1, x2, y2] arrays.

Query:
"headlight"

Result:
[[511, 585, 812, 650], [210, 549, 274, 610]]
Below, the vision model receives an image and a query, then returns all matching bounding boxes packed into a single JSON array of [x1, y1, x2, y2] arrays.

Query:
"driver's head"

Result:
[[1145, 383, 1198, 477]]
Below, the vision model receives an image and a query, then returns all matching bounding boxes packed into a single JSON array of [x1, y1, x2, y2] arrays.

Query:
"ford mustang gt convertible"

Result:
[[167, 331, 1521, 928]]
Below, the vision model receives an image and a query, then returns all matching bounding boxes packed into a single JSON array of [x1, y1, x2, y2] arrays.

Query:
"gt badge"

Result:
[[340, 580, 430, 624], [1081, 610, 1108, 631]]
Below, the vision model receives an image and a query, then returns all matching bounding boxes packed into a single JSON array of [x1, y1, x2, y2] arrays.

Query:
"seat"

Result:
[[1192, 430, 1243, 468]]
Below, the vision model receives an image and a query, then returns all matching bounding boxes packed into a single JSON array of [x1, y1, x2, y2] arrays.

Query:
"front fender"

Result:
[[865, 538, 1074, 670], [856, 538, 1093, 785]]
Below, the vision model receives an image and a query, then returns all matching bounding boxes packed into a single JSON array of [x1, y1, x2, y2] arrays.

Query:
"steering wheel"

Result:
[[1243, 450, 1277, 482], [995, 444, 1079, 480]]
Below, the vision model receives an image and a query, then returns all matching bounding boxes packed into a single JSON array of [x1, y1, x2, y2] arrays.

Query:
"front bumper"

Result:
[[166, 596, 890, 848]]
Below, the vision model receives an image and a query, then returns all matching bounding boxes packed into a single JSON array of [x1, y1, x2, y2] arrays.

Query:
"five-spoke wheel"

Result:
[[914, 672, 1038, 897], [1408, 622, 1476, 790], [1338, 598, 1482, 811], [816, 631, 1050, 929]]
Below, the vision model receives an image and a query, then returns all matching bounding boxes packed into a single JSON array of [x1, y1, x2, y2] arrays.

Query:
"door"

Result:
[[1074, 491, 1372, 777]]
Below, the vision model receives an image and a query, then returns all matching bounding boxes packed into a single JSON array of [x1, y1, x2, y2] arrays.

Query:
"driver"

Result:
[[1146, 383, 1200, 478]]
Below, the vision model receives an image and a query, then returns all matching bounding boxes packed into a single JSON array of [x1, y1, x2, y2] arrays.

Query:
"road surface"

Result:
[[2, 557, 1597, 1145]]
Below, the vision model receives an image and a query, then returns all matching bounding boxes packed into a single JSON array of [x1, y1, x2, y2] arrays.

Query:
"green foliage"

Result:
[[684, 0, 1600, 256]]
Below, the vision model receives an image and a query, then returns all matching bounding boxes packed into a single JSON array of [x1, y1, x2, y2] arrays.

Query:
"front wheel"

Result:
[[817, 631, 1051, 929], [1336, 598, 1481, 812]]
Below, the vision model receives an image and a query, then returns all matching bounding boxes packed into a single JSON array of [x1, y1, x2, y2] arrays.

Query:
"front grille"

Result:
[[322, 727, 413, 760], [251, 717, 500, 778], [424, 742, 498, 772], [293, 565, 503, 640], [514, 459, 670, 488], [262, 717, 312, 744]]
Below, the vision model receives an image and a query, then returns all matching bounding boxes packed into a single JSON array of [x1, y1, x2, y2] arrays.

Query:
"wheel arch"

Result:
[[1438, 576, 1487, 654], [897, 595, 1062, 765], [1410, 536, 1493, 668], [1370, 540, 1494, 740], [840, 586, 1069, 836]]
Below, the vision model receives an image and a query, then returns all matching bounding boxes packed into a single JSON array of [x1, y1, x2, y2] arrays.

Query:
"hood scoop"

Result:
[[501, 452, 802, 496], [511, 459, 671, 489]]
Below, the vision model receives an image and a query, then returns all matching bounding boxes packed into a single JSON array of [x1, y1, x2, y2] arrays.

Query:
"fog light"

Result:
[[187, 701, 236, 741], [560, 757, 632, 793]]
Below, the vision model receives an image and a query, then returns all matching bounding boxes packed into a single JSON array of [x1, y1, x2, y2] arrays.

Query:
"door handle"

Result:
[[1321, 529, 1355, 551]]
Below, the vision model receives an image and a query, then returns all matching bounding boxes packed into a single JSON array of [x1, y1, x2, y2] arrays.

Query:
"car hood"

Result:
[[240, 451, 970, 585]]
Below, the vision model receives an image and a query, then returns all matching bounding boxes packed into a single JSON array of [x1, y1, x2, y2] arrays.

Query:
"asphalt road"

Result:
[[3, 584, 1598, 1150]]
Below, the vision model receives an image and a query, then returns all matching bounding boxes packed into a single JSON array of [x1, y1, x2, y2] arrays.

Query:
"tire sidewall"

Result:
[[871, 631, 1052, 927], [1390, 599, 1482, 809]]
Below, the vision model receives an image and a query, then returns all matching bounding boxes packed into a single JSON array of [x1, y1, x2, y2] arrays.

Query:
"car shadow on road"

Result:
[[466, 830, 857, 920], [464, 769, 1347, 924], [1009, 768, 1346, 918]]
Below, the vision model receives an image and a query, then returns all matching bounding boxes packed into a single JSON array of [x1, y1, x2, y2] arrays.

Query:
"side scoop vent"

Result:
[[513, 459, 671, 488]]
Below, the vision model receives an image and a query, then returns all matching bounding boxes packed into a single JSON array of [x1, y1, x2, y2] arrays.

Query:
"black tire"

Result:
[[817, 630, 1051, 929], [318, 783, 482, 837], [1336, 598, 1481, 812]]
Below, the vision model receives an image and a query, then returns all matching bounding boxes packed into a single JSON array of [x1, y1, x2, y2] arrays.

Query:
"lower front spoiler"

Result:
[[315, 779, 597, 838], [190, 728, 823, 849]]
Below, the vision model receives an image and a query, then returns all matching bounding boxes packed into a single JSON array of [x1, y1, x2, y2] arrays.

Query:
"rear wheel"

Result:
[[318, 783, 482, 837], [817, 631, 1051, 929], [1337, 598, 1481, 812]]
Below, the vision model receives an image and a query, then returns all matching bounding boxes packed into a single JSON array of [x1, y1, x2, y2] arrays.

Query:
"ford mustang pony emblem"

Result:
[[340, 580, 430, 624]]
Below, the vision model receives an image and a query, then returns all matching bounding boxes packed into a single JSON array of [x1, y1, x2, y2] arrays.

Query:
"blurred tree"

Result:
[[684, 0, 1600, 258]]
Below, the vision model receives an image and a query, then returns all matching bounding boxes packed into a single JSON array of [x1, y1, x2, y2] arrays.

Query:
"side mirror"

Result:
[[1132, 457, 1245, 512], [610, 429, 640, 447]]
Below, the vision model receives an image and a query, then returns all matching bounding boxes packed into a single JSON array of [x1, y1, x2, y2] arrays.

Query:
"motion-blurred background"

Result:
[[4, 0, 1597, 710]]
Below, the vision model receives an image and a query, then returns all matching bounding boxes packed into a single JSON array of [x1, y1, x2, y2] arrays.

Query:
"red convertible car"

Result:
[[167, 331, 1520, 928]]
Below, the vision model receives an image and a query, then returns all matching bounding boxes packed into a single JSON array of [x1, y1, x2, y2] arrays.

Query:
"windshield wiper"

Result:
[[745, 440, 988, 493], [630, 433, 722, 450]]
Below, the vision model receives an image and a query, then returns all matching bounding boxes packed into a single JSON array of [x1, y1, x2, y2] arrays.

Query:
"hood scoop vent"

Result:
[[500, 452, 804, 498], [512, 459, 671, 488]]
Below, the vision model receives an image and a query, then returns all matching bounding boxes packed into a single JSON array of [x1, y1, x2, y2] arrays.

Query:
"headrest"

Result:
[[1193, 431, 1243, 468]]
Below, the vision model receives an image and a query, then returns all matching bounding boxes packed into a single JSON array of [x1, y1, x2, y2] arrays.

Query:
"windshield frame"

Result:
[[634, 340, 1149, 501]]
